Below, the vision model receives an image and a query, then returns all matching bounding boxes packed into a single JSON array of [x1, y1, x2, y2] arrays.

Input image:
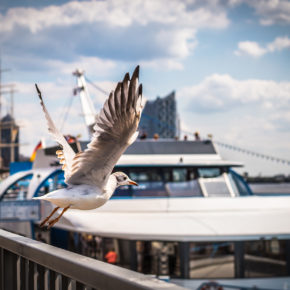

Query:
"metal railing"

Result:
[[0, 229, 186, 290]]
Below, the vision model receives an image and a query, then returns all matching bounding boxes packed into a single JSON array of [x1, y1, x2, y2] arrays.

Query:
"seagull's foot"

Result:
[[40, 217, 49, 228], [47, 218, 59, 229], [39, 206, 60, 228], [46, 205, 70, 230]]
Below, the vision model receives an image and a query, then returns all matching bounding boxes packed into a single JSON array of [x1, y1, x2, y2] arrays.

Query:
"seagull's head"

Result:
[[113, 172, 138, 187]]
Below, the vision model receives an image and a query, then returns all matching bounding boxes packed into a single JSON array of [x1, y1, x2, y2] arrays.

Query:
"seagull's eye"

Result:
[[117, 175, 126, 182]]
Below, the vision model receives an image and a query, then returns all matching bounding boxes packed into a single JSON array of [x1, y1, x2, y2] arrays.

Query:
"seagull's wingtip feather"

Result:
[[123, 72, 130, 82], [132, 65, 139, 80], [138, 83, 142, 95], [35, 83, 43, 101]]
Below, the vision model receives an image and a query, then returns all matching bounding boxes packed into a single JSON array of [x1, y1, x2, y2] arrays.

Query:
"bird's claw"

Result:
[[47, 219, 57, 229], [40, 219, 49, 228]]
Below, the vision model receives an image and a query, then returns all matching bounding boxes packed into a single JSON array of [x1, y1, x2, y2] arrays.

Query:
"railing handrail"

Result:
[[0, 229, 186, 290]]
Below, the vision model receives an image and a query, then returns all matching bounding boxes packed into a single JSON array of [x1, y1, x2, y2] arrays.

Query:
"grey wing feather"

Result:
[[66, 66, 143, 187], [35, 84, 76, 183]]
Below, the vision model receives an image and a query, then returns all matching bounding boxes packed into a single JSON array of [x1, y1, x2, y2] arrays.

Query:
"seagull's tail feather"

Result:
[[33, 196, 47, 200], [33, 194, 68, 208], [33, 195, 55, 202]]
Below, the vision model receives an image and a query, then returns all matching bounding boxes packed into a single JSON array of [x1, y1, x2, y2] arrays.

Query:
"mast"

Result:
[[0, 59, 18, 172], [73, 69, 97, 136]]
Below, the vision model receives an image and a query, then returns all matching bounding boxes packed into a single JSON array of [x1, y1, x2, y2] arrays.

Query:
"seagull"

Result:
[[33, 66, 142, 229]]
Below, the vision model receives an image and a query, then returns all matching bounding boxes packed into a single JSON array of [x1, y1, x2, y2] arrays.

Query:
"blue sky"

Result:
[[0, 0, 290, 175]]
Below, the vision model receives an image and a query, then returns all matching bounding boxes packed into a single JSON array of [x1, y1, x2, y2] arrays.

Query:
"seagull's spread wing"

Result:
[[66, 66, 143, 188], [35, 84, 76, 181]]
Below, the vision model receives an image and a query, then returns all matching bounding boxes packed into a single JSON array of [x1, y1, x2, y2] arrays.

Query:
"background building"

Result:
[[0, 114, 19, 171], [139, 91, 179, 138]]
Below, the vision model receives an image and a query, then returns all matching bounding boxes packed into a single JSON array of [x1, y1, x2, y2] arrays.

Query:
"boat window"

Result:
[[166, 180, 203, 197], [172, 168, 187, 182], [189, 242, 235, 278], [116, 167, 197, 183], [114, 186, 132, 197], [36, 171, 66, 197], [129, 169, 162, 182], [151, 170, 162, 181], [132, 182, 168, 197], [229, 170, 252, 196], [198, 168, 221, 178], [113, 167, 209, 197], [187, 168, 195, 181], [244, 239, 288, 278], [130, 171, 149, 182], [163, 168, 172, 182], [1, 174, 33, 201], [200, 176, 232, 197]]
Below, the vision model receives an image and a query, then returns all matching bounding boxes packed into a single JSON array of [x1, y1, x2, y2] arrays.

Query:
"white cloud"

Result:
[[141, 58, 184, 71], [0, 0, 230, 69], [246, 0, 290, 26], [229, 0, 290, 26], [235, 36, 290, 58], [234, 41, 267, 58], [267, 36, 290, 52], [47, 56, 117, 78], [178, 74, 290, 114], [0, 1, 229, 33]]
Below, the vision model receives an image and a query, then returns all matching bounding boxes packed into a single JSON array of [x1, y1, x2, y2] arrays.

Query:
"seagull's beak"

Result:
[[129, 180, 138, 186]]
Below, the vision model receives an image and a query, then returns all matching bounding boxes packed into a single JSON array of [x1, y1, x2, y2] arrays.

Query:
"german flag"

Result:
[[65, 135, 76, 144], [30, 141, 42, 162]]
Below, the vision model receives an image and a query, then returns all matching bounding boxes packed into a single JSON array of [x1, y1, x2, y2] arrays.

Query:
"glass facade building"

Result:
[[139, 91, 179, 138]]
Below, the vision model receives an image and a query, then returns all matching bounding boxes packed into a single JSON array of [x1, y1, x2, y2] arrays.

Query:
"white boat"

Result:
[[1, 139, 290, 289]]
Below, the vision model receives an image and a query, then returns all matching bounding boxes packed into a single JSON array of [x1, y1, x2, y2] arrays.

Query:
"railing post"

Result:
[[3, 249, 17, 290], [44, 268, 50, 290], [55, 273, 62, 290], [0, 248, 4, 290], [179, 242, 190, 279], [49, 270, 56, 290], [17, 255, 26, 290], [38, 264, 45, 290], [68, 279, 76, 290], [234, 241, 245, 278], [33, 262, 39, 290], [286, 239, 290, 275], [129, 240, 137, 271], [17, 256, 21, 290], [25, 259, 29, 290]]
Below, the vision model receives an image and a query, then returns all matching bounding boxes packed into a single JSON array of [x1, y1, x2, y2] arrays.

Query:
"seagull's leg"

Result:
[[40, 206, 60, 227], [47, 206, 70, 229]]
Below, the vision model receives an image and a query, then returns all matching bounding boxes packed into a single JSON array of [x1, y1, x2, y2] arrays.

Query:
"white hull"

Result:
[[45, 195, 290, 241]]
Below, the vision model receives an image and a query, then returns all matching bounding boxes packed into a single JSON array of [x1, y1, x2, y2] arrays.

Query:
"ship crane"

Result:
[[72, 69, 97, 136]]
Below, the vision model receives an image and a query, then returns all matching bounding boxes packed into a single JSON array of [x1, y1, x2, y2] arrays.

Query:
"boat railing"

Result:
[[0, 229, 185, 290]]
